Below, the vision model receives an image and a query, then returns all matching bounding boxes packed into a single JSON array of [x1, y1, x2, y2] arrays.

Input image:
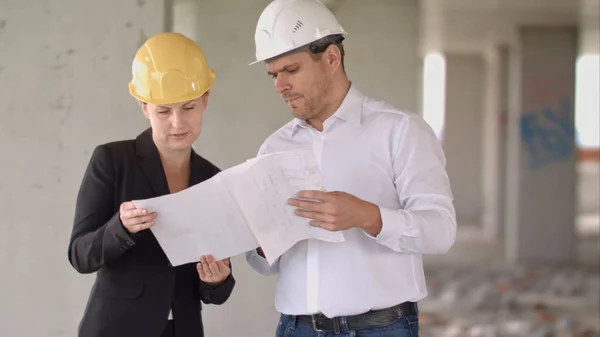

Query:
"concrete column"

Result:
[[481, 48, 501, 239], [0, 1, 167, 336], [505, 26, 578, 265], [497, 46, 510, 240], [481, 45, 510, 240], [443, 53, 485, 228], [172, 0, 198, 38], [339, 0, 421, 114]]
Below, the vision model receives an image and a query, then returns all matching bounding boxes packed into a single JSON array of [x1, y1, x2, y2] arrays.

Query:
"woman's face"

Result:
[[140, 93, 209, 152]]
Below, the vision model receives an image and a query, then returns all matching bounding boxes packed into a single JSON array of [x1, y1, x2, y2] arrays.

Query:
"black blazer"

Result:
[[68, 128, 235, 337]]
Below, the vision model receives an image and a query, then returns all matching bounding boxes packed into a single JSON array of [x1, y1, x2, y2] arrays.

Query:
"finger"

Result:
[[129, 220, 155, 233], [208, 259, 221, 277], [196, 262, 206, 279], [287, 198, 326, 212], [216, 260, 231, 275], [295, 190, 330, 202], [205, 255, 220, 274], [123, 208, 145, 221], [120, 201, 136, 212], [123, 213, 156, 228], [310, 221, 336, 231], [128, 208, 150, 219], [127, 213, 157, 224], [129, 210, 157, 224], [295, 209, 333, 222], [199, 254, 215, 264], [201, 256, 212, 276]]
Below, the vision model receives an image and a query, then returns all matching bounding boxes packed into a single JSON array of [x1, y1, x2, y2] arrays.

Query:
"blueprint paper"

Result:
[[133, 148, 345, 266]]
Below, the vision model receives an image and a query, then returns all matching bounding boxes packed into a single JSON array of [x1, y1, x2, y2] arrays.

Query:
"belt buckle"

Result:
[[310, 314, 323, 332]]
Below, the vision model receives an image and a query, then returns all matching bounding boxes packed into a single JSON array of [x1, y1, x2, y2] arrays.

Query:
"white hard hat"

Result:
[[250, 0, 347, 65]]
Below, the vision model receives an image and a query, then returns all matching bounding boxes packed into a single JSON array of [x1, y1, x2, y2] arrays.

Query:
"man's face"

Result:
[[141, 94, 208, 151], [266, 51, 331, 120]]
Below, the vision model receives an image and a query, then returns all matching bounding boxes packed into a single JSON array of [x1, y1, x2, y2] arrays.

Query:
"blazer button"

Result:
[[167, 262, 172, 267]]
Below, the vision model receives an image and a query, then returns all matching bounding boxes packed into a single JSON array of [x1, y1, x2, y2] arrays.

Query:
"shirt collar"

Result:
[[291, 83, 364, 136]]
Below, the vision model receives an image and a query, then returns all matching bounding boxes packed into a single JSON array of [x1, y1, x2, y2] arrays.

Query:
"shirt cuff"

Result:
[[364, 207, 419, 244], [245, 249, 278, 275]]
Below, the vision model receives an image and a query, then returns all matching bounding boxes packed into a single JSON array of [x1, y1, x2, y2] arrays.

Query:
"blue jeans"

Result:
[[275, 313, 419, 337]]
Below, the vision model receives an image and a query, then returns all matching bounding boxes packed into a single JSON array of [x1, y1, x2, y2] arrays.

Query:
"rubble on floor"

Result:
[[419, 266, 600, 337]]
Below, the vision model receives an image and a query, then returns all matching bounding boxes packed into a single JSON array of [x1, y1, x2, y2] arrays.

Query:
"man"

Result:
[[245, 1, 457, 336]]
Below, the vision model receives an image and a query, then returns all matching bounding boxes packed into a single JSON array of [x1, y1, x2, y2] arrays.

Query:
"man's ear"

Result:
[[324, 44, 342, 72], [138, 100, 150, 119]]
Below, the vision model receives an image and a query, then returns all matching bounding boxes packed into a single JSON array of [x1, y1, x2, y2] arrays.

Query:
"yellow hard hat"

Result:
[[128, 32, 215, 105]]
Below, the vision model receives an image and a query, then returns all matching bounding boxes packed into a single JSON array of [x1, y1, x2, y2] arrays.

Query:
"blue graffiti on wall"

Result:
[[520, 97, 575, 169]]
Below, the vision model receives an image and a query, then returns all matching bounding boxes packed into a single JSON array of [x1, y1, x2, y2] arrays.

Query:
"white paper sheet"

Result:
[[133, 172, 259, 266], [227, 149, 344, 263], [132, 148, 344, 266]]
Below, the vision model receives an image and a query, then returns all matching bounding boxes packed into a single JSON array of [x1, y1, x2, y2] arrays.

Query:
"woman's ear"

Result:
[[202, 90, 210, 105], [138, 100, 150, 119]]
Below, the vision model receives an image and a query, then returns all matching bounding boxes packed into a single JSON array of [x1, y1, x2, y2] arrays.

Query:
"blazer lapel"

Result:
[[189, 150, 216, 186], [135, 128, 170, 197]]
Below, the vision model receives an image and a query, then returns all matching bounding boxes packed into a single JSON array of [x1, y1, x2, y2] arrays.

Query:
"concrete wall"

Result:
[[578, 162, 600, 215], [443, 54, 485, 226], [0, 0, 421, 336], [0, 0, 168, 336]]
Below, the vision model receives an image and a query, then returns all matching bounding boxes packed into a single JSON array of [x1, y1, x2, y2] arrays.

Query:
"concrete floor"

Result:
[[420, 229, 599, 337]]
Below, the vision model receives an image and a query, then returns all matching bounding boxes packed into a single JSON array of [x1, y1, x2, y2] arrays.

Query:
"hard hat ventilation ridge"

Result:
[[293, 21, 304, 33]]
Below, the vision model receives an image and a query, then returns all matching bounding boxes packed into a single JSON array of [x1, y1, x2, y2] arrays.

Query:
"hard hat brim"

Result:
[[249, 32, 347, 66], [128, 73, 215, 105]]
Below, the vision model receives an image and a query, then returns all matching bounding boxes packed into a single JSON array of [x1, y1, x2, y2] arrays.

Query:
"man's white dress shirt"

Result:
[[246, 85, 457, 318]]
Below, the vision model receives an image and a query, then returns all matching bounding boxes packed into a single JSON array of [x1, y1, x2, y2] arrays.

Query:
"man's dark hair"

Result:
[[264, 34, 347, 71], [308, 34, 346, 72]]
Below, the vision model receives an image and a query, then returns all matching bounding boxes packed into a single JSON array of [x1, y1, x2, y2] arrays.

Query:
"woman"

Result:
[[67, 32, 235, 337]]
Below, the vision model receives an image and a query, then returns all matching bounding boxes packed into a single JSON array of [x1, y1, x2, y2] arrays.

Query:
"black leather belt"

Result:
[[296, 301, 417, 333]]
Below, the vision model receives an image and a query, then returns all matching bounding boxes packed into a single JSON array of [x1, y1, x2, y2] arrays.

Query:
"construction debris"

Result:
[[419, 266, 600, 337]]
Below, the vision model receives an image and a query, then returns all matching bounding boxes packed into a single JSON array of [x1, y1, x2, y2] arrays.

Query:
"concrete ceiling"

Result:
[[420, 0, 600, 54], [315, 0, 597, 55]]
